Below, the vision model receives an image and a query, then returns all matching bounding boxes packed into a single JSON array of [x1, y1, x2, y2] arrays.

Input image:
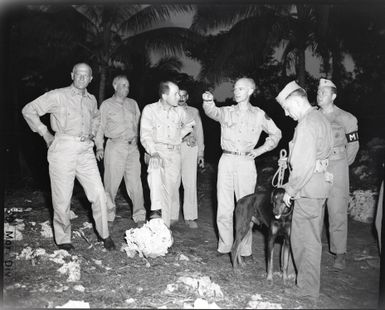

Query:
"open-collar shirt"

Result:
[[22, 84, 99, 138], [140, 100, 195, 155]]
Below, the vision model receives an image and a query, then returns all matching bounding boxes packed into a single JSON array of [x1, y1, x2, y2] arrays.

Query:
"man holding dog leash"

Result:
[[276, 81, 334, 302], [202, 77, 282, 259]]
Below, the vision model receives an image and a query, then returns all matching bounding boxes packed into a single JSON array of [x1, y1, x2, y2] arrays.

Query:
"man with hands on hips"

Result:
[[22, 62, 115, 251], [202, 77, 282, 258]]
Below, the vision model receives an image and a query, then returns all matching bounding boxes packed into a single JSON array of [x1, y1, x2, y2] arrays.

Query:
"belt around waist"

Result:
[[314, 158, 329, 173], [332, 146, 346, 154], [55, 133, 93, 142], [155, 143, 181, 151], [108, 137, 137, 145], [223, 149, 250, 156]]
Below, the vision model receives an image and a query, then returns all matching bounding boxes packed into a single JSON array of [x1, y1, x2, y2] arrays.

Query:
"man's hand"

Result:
[[184, 134, 197, 147], [96, 149, 104, 161], [149, 152, 163, 170], [198, 156, 205, 169], [247, 147, 263, 159], [202, 91, 214, 103], [43, 131, 54, 148], [283, 192, 293, 207]]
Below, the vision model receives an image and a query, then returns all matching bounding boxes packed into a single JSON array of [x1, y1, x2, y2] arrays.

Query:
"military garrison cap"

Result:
[[275, 81, 304, 105], [319, 78, 336, 89]]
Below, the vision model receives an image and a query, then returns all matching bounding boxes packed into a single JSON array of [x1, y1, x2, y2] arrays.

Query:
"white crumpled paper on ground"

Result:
[[123, 218, 173, 258]]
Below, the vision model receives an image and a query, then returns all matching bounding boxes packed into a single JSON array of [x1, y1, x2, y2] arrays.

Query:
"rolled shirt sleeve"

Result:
[[258, 111, 282, 153], [345, 114, 359, 166], [284, 121, 317, 198], [194, 110, 205, 157], [140, 105, 157, 155], [21, 90, 59, 136], [94, 101, 107, 150], [91, 102, 100, 139]]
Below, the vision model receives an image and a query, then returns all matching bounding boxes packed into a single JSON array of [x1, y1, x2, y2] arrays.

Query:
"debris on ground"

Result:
[[123, 218, 173, 258], [246, 294, 283, 309], [178, 253, 190, 261], [183, 297, 221, 309], [40, 220, 54, 238], [177, 275, 224, 299], [57, 259, 81, 282], [348, 189, 378, 223], [55, 300, 90, 308], [73, 284, 85, 292]]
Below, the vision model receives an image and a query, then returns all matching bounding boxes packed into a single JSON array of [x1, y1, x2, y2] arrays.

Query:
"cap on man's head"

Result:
[[275, 81, 304, 105], [319, 78, 336, 89]]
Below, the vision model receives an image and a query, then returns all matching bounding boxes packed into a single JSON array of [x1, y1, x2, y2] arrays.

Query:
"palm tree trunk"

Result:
[[98, 64, 107, 105], [331, 42, 342, 89], [297, 47, 306, 87]]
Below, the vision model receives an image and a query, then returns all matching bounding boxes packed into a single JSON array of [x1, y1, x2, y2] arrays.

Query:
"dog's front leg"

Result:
[[266, 228, 276, 286], [282, 237, 291, 286]]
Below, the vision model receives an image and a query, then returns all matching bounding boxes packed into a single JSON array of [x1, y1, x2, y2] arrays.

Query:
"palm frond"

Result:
[[191, 4, 270, 34], [119, 4, 194, 36], [118, 27, 203, 57], [153, 56, 183, 72]]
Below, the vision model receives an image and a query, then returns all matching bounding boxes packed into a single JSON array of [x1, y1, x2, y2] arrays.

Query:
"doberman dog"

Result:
[[231, 187, 293, 285]]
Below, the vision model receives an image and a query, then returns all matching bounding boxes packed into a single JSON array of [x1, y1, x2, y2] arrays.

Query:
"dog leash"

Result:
[[271, 149, 289, 188]]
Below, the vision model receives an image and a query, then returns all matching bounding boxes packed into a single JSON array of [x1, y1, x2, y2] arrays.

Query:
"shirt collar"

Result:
[[70, 84, 92, 99], [156, 100, 174, 112]]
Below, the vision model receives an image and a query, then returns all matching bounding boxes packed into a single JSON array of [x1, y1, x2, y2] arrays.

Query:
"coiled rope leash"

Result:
[[271, 149, 288, 188]]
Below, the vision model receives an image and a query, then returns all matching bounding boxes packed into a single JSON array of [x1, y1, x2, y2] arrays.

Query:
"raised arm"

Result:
[[202, 91, 225, 123]]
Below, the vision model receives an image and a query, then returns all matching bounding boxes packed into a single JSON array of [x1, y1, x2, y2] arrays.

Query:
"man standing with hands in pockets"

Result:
[[202, 77, 282, 260]]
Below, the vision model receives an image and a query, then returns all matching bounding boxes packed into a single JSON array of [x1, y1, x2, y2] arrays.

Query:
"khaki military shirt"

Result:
[[286, 107, 334, 198], [203, 102, 281, 154], [140, 101, 195, 155], [95, 96, 140, 150], [321, 105, 359, 165], [22, 85, 99, 138], [181, 105, 205, 157]]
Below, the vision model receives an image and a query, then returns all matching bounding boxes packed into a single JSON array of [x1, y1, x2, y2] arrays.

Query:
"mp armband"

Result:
[[346, 131, 359, 143]]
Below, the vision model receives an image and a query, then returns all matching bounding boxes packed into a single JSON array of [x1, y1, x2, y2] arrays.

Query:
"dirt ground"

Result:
[[3, 160, 381, 309]]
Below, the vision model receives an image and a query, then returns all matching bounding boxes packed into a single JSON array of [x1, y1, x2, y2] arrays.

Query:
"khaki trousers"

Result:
[[47, 135, 109, 245], [104, 139, 146, 223], [291, 197, 326, 298], [216, 154, 256, 255], [172, 143, 198, 221], [147, 146, 181, 228], [326, 157, 349, 254]]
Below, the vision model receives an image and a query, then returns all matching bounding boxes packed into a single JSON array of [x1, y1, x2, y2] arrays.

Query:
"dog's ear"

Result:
[[270, 190, 275, 204]]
